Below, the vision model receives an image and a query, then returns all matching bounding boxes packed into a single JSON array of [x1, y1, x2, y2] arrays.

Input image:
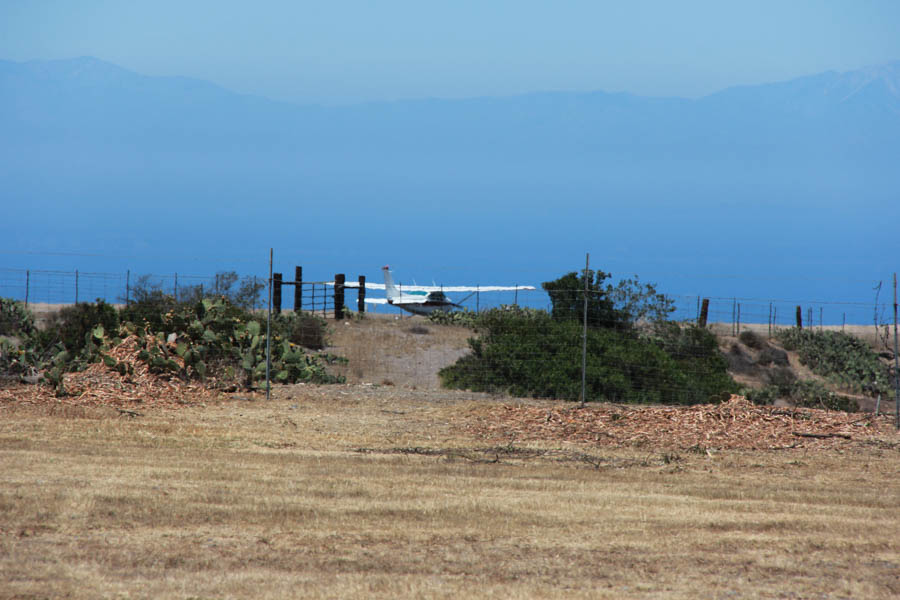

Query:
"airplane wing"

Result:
[[363, 296, 427, 305], [333, 282, 535, 292], [418, 285, 536, 292]]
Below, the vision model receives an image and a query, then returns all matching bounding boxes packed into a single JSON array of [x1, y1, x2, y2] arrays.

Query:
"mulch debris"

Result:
[[0, 335, 216, 409], [2, 343, 898, 453], [462, 395, 898, 451]]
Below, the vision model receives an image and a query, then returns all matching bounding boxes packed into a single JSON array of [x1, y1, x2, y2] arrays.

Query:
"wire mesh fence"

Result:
[[322, 302, 897, 412], [1, 267, 895, 329], [1, 265, 897, 422]]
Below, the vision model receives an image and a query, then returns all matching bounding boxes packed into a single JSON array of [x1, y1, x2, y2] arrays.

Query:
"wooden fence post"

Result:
[[358, 275, 366, 313], [273, 272, 283, 315], [334, 274, 345, 320], [795, 305, 802, 329], [294, 266, 303, 312], [699, 298, 709, 328]]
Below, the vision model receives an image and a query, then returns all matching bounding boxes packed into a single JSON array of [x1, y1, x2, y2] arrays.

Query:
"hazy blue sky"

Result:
[[3, 0, 900, 104]]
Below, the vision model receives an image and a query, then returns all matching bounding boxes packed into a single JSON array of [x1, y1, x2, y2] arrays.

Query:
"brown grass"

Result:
[[2, 386, 899, 599]]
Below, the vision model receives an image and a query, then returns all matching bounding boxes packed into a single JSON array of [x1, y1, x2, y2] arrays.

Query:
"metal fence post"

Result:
[[581, 253, 589, 407], [892, 272, 899, 430], [25, 270, 30, 308], [75, 269, 79, 304], [731, 298, 736, 336], [266, 249, 273, 401]]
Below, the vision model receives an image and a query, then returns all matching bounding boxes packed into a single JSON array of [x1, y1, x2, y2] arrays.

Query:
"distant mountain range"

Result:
[[2, 56, 898, 162], [1, 56, 898, 308]]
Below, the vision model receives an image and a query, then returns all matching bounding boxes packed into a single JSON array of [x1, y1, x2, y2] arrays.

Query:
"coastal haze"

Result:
[[1, 56, 898, 319]]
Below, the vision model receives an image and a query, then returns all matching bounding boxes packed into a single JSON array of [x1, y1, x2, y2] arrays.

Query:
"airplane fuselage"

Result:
[[387, 292, 457, 316]]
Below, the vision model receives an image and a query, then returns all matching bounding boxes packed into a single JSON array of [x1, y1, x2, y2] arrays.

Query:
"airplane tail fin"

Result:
[[382, 266, 400, 301]]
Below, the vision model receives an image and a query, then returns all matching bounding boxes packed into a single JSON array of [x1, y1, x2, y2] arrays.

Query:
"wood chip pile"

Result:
[[463, 395, 896, 450], [0, 335, 215, 409]]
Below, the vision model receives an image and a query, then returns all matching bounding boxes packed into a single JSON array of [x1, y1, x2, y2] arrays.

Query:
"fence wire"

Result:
[[1, 267, 894, 327], [2, 266, 897, 414]]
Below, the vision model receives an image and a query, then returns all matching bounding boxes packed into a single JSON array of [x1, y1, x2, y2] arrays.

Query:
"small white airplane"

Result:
[[339, 266, 536, 316]]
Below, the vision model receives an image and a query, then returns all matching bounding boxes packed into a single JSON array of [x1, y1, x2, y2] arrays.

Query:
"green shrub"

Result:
[[43, 300, 119, 355], [738, 330, 766, 350], [143, 297, 342, 388], [606, 275, 677, 325], [743, 385, 780, 406], [428, 308, 478, 328], [757, 346, 789, 366], [775, 328, 889, 396], [747, 379, 859, 413], [274, 312, 328, 350], [542, 270, 627, 329], [439, 308, 737, 405], [120, 272, 266, 330], [0, 298, 35, 337], [765, 366, 797, 395], [119, 283, 178, 331]]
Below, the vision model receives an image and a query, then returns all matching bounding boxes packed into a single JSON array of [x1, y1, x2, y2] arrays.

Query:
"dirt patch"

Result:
[[325, 314, 471, 389]]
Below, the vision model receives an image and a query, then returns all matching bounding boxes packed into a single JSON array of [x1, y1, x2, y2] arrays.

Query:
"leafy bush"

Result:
[[141, 297, 341, 388], [428, 308, 479, 328], [42, 300, 120, 355], [606, 275, 676, 325], [1, 299, 117, 395], [757, 346, 789, 366], [746, 379, 859, 413], [178, 271, 265, 310], [439, 308, 737, 405], [0, 298, 35, 337], [4, 292, 341, 394], [120, 272, 266, 330], [272, 312, 328, 350], [738, 330, 766, 350], [765, 366, 797, 395], [775, 328, 890, 396], [119, 275, 178, 331], [542, 270, 627, 329], [651, 322, 738, 402]]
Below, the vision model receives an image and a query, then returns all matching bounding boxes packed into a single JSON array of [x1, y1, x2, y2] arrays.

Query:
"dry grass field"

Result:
[[2, 313, 899, 598], [2, 383, 899, 599]]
